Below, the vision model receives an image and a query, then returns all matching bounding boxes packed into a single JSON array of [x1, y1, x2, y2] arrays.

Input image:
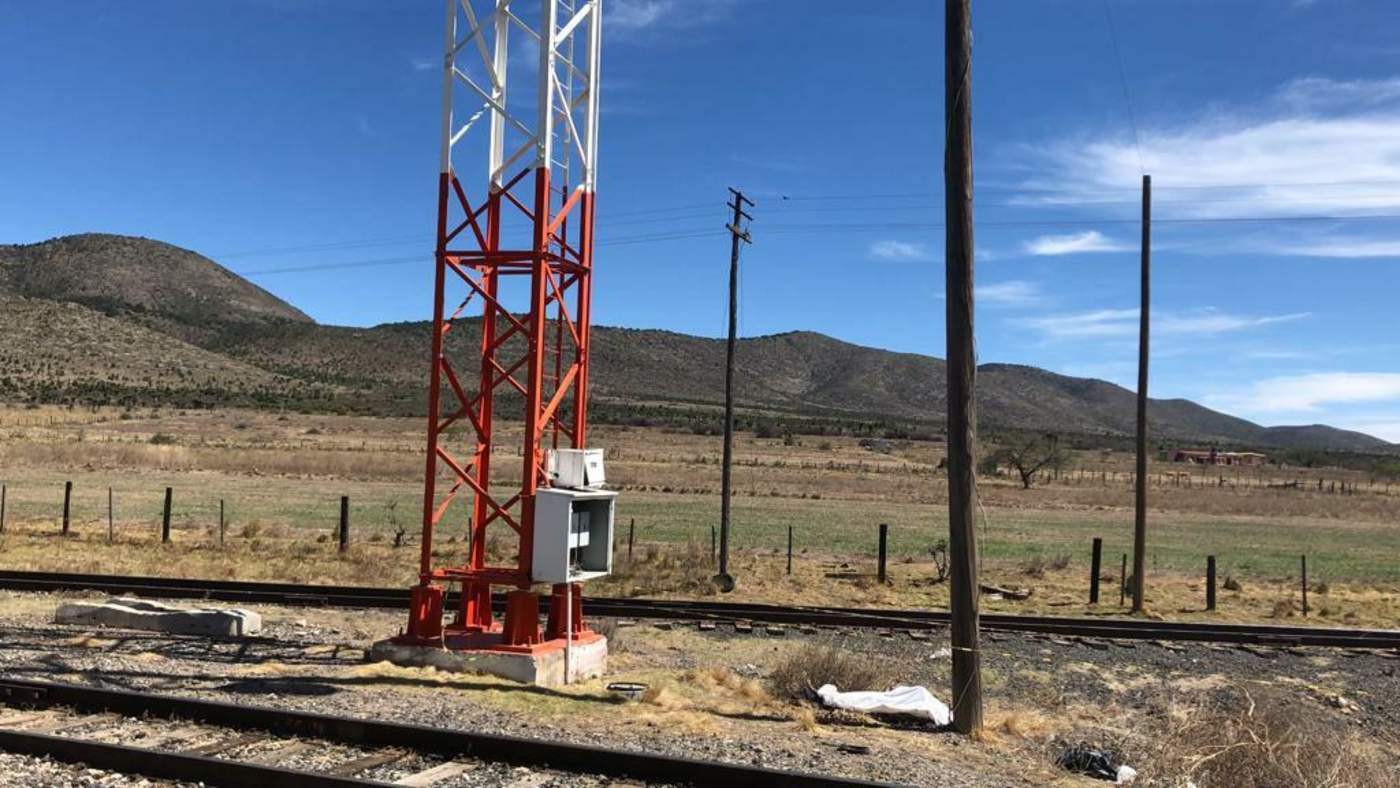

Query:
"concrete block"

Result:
[[55, 597, 261, 637], [367, 636, 607, 687]]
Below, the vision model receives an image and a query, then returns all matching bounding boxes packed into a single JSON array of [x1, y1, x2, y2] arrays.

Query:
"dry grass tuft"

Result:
[[994, 708, 1060, 740], [59, 635, 116, 649], [1131, 686, 1395, 787], [602, 541, 716, 597], [684, 666, 770, 704], [768, 644, 894, 704]]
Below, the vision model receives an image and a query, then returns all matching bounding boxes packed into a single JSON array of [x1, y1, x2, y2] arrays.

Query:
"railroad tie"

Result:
[[246, 738, 315, 765], [394, 761, 474, 786], [327, 748, 406, 777], [22, 712, 120, 735], [179, 732, 267, 756]]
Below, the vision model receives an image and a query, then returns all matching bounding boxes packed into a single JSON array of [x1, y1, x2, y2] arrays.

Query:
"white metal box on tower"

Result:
[[547, 448, 606, 489], [531, 487, 616, 584]]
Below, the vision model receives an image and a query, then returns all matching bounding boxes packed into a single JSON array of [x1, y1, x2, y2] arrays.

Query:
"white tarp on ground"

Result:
[[816, 684, 952, 725]]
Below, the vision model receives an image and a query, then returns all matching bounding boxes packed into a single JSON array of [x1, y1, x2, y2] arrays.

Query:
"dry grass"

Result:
[[597, 541, 716, 598], [8, 406, 1400, 625], [767, 644, 895, 704], [1130, 686, 1395, 787]]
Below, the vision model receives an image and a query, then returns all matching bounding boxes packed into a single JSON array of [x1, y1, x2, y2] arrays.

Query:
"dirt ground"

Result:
[[2, 589, 1397, 786]]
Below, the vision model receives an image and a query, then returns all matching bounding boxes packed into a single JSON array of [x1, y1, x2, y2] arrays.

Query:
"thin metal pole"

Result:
[[1132, 173, 1151, 613], [219, 499, 225, 547], [627, 517, 634, 562], [107, 488, 114, 543], [716, 187, 751, 592], [1089, 537, 1102, 604], [564, 580, 573, 685], [1, 483, 6, 534], [945, 0, 982, 736]]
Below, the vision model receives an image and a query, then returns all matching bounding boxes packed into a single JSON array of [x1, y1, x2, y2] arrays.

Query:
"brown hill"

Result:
[[1, 233, 1390, 454], [0, 234, 310, 343], [0, 297, 331, 409]]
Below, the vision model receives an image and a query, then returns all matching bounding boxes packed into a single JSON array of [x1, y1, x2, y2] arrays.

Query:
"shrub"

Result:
[[148, 432, 177, 445], [1020, 555, 1048, 577], [1223, 575, 1243, 592], [1131, 686, 1391, 787], [768, 645, 894, 704]]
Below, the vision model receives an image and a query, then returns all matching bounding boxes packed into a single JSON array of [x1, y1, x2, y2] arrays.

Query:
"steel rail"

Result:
[[0, 678, 889, 788], [3, 569, 1398, 649]]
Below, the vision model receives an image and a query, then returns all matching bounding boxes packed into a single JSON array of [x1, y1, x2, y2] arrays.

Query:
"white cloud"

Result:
[[1341, 419, 1400, 443], [1020, 76, 1400, 219], [1023, 230, 1131, 256], [1262, 236, 1400, 258], [870, 240, 932, 261], [610, 0, 671, 30], [1018, 308, 1309, 340], [1277, 76, 1400, 111], [976, 280, 1041, 306], [410, 57, 436, 72], [1210, 372, 1400, 414], [608, 0, 734, 33]]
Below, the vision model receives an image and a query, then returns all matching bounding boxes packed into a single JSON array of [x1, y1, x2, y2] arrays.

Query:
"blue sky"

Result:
[[4, 1, 1400, 440]]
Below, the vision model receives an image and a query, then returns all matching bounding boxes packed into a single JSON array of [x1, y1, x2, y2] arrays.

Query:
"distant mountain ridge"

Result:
[[0, 233, 1391, 453]]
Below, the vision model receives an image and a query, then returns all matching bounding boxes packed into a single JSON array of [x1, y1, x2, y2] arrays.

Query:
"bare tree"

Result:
[[996, 433, 1068, 489]]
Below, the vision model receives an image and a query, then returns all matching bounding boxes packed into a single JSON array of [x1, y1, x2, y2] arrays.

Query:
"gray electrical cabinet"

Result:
[[531, 487, 616, 583]]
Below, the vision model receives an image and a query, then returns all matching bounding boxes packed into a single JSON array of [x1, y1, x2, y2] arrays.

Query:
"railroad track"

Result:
[[2, 569, 1398, 650], [0, 678, 884, 787]]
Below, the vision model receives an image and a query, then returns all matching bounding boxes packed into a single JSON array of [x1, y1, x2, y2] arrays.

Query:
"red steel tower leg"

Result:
[[402, 0, 603, 651]]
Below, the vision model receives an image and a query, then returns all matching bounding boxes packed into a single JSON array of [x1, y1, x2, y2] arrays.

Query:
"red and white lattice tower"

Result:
[[401, 0, 603, 651]]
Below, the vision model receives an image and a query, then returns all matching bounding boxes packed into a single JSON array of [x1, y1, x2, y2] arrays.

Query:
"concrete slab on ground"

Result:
[[54, 597, 262, 637], [367, 636, 607, 687]]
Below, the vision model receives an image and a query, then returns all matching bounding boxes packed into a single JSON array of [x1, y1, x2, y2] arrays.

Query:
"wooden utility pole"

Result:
[[945, 0, 982, 736], [1132, 174, 1151, 613], [715, 187, 752, 593]]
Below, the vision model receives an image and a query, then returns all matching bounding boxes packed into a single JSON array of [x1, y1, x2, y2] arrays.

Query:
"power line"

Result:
[[235, 230, 729, 277], [1101, 0, 1146, 175]]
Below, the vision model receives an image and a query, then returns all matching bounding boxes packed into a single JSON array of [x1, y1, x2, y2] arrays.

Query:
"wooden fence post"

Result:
[[1206, 555, 1216, 611], [107, 488, 114, 543], [161, 487, 172, 544], [787, 525, 794, 576], [1120, 554, 1128, 607], [878, 523, 889, 584], [1, 483, 6, 534], [1089, 537, 1102, 604], [338, 496, 350, 553], [1301, 554, 1309, 617], [62, 480, 72, 536]]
